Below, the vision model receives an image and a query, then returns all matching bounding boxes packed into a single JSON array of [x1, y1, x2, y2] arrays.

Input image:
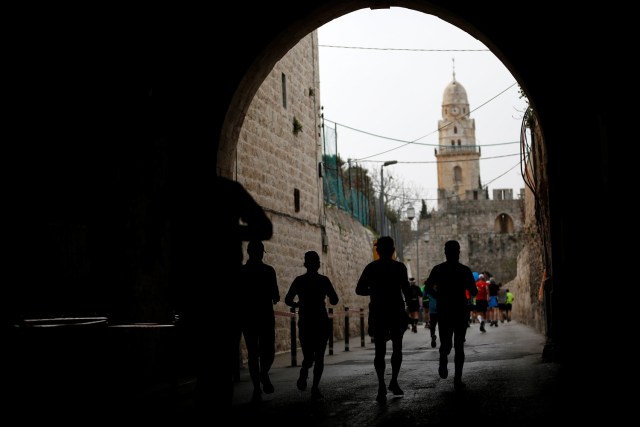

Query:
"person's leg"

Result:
[[453, 320, 467, 389], [438, 321, 453, 379], [311, 330, 332, 397], [311, 350, 324, 393], [310, 335, 329, 398], [243, 331, 261, 393], [477, 302, 487, 332], [430, 313, 438, 347], [373, 335, 387, 403], [259, 327, 276, 393], [388, 333, 404, 395], [297, 329, 312, 391]]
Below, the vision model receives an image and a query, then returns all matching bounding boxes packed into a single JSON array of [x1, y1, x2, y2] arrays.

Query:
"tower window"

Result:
[[454, 126, 457, 134], [281, 73, 287, 109], [495, 213, 514, 233], [457, 139, 461, 146], [451, 140, 455, 146], [454, 166, 462, 184], [294, 188, 300, 212]]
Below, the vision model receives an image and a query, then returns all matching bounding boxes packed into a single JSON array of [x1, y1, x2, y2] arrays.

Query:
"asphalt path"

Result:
[[229, 320, 562, 426]]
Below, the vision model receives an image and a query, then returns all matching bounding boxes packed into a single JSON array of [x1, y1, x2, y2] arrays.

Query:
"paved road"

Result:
[[8, 318, 627, 425], [229, 320, 562, 426]]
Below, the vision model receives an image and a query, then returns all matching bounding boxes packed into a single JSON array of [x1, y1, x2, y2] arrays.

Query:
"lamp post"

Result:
[[379, 160, 397, 234], [406, 205, 417, 281], [422, 231, 430, 282]]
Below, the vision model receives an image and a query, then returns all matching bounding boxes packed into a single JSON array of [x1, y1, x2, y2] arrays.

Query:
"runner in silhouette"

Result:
[[285, 250, 339, 399], [239, 239, 280, 403], [356, 236, 411, 403], [424, 240, 478, 390]]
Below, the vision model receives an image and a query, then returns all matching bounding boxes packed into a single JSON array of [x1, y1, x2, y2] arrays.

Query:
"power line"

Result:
[[319, 44, 490, 52], [324, 119, 519, 148], [355, 153, 520, 166], [323, 81, 519, 162]]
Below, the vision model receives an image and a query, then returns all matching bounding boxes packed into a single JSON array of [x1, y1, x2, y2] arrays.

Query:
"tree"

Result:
[[419, 199, 428, 219]]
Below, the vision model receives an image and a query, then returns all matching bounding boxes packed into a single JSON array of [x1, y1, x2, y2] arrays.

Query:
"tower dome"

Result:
[[442, 79, 469, 106]]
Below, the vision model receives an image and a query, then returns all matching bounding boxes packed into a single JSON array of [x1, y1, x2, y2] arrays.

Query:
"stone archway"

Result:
[[216, 2, 533, 179]]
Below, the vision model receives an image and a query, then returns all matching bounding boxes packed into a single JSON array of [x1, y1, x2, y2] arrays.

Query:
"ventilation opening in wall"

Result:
[[281, 72, 287, 109], [321, 227, 328, 254], [294, 188, 300, 212]]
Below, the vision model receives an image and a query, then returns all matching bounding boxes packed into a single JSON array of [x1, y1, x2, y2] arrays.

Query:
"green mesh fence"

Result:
[[322, 123, 371, 227]]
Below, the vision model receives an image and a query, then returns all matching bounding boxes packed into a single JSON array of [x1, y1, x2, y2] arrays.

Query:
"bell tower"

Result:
[[435, 60, 482, 210]]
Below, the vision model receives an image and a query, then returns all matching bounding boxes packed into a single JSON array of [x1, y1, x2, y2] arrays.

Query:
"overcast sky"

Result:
[[317, 7, 529, 214]]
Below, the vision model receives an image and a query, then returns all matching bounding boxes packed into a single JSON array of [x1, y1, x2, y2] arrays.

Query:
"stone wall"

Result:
[[235, 31, 373, 359], [403, 196, 524, 284], [236, 32, 322, 226], [501, 114, 550, 339], [505, 235, 545, 333]]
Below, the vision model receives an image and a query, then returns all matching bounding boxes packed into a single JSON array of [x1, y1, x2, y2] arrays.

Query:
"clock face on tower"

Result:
[[451, 107, 460, 116]]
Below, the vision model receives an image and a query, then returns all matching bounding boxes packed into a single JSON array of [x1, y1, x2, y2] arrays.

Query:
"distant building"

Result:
[[403, 71, 524, 283]]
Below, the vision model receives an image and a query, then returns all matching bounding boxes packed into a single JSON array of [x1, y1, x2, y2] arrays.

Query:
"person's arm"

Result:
[[466, 268, 478, 298], [424, 270, 437, 297], [400, 265, 411, 302], [355, 265, 371, 296], [325, 277, 339, 306], [269, 267, 280, 305], [284, 280, 298, 308]]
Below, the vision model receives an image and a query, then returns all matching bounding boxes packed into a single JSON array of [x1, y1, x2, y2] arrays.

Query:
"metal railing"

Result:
[[278, 306, 368, 367]]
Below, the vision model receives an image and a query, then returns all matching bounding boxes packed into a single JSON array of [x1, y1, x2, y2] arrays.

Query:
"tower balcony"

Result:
[[435, 145, 481, 156]]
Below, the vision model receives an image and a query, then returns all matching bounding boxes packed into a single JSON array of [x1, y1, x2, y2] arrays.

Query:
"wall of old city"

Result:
[[404, 196, 524, 284]]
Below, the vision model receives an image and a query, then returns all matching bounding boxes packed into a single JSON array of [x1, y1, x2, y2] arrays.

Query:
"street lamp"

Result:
[[379, 160, 398, 234], [406, 205, 417, 281]]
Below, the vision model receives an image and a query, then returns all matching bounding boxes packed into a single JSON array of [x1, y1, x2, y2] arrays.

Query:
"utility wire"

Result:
[[319, 44, 490, 52], [355, 153, 520, 166], [323, 81, 519, 162]]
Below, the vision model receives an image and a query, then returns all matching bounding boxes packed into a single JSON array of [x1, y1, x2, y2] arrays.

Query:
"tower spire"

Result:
[[452, 57, 456, 82]]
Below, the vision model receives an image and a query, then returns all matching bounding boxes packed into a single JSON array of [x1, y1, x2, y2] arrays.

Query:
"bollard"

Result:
[[360, 307, 365, 347], [290, 307, 297, 367], [344, 306, 350, 352], [328, 308, 334, 355]]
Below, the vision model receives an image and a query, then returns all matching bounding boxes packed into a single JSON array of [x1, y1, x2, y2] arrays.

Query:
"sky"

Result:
[[317, 8, 529, 214]]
